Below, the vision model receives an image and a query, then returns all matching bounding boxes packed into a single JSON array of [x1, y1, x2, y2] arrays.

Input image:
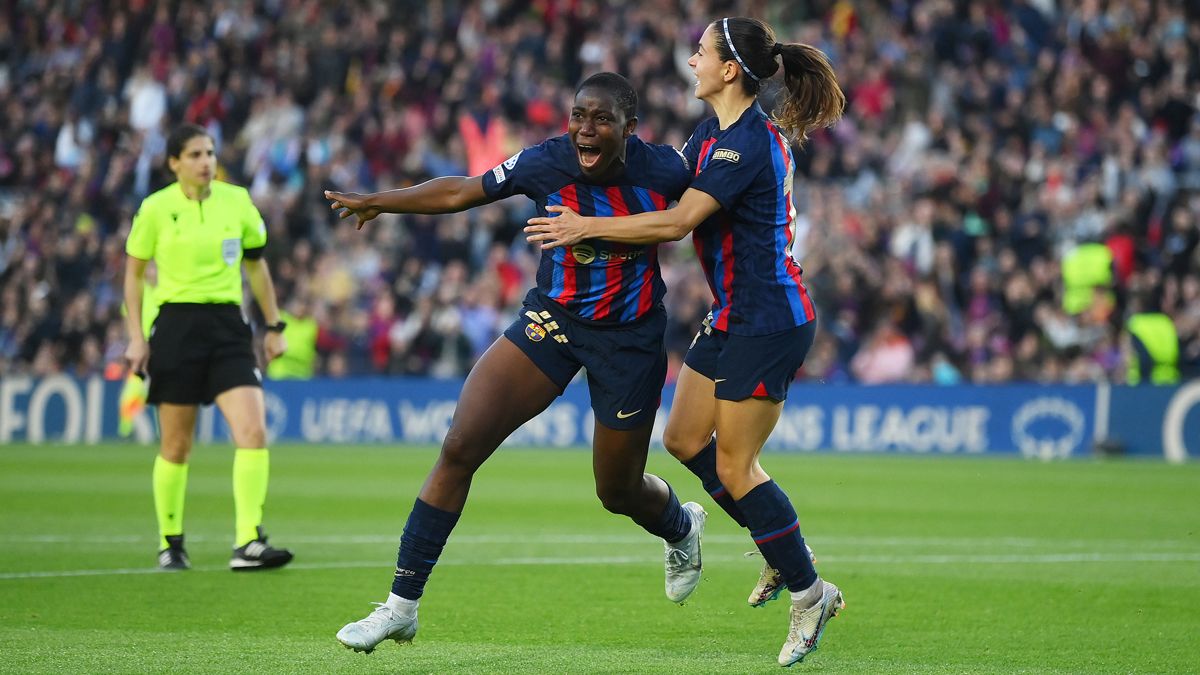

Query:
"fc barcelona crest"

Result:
[[525, 323, 547, 342]]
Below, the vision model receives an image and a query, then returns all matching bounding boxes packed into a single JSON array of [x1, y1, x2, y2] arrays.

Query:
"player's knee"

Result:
[[437, 425, 484, 474], [662, 428, 701, 461], [596, 482, 638, 516], [715, 459, 752, 495]]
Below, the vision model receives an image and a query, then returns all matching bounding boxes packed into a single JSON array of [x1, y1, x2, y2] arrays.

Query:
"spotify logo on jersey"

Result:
[[571, 244, 596, 265]]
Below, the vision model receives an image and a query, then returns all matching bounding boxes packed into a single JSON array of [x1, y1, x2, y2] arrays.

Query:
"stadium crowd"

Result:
[[1, 0, 1198, 384]]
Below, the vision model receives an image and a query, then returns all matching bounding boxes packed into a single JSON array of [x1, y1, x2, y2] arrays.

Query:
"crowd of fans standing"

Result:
[[2, 0, 1198, 384]]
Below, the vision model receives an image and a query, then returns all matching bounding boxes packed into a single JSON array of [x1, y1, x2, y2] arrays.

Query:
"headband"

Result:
[[722, 17, 759, 82]]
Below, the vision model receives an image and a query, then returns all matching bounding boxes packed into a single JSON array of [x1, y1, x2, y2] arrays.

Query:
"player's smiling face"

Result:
[[169, 134, 217, 193], [688, 24, 727, 101], [568, 87, 635, 180]]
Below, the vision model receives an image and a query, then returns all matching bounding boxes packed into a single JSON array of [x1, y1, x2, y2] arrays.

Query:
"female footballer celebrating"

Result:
[[327, 73, 705, 654], [526, 18, 846, 666]]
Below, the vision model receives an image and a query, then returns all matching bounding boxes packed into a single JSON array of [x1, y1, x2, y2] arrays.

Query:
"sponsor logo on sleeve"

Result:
[[712, 148, 741, 163], [492, 150, 524, 184]]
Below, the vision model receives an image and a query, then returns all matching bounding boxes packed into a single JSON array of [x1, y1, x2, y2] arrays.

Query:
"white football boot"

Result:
[[778, 579, 845, 667], [336, 602, 418, 653], [747, 543, 815, 607], [664, 502, 707, 603]]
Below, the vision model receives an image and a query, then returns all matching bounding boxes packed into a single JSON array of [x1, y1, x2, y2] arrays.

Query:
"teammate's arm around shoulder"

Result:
[[325, 176, 493, 230], [524, 188, 721, 248]]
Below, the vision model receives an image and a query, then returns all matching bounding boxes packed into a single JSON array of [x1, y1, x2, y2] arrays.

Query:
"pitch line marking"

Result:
[[2, 533, 1198, 550], [3, 552, 1200, 580]]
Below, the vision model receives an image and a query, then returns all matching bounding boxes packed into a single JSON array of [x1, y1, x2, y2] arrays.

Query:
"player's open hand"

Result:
[[525, 206, 589, 249], [325, 190, 382, 230]]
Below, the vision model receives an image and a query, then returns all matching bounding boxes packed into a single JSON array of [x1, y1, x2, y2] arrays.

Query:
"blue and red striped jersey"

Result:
[[482, 135, 690, 323], [682, 103, 817, 336]]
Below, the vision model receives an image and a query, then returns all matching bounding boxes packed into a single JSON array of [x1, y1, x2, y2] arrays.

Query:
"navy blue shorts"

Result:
[[502, 290, 666, 430], [683, 315, 816, 402]]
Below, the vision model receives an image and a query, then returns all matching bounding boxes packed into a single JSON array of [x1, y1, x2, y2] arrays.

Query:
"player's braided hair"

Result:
[[576, 72, 638, 122]]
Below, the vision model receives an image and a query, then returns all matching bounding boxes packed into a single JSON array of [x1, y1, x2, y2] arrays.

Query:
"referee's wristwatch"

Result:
[[265, 320, 288, 333]]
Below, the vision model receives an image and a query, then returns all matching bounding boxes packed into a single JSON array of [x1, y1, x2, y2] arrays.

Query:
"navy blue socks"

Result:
[[392, 498, 461, 600], [682, 438, 748, 527], [736, 480, 818, 592], [649, 485, 692, 543]]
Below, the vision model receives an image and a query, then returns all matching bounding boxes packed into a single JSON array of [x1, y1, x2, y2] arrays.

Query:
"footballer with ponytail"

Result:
[[525, 19, 846, 666], [712, 16, 845, 146]]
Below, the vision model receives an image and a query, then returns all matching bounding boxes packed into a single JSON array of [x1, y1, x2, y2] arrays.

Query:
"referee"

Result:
[[124, 123, 293, 572]]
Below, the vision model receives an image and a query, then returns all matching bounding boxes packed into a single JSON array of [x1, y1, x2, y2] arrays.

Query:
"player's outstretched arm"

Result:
[[325, 176, 493, 230], [524, 187, 720, 248]]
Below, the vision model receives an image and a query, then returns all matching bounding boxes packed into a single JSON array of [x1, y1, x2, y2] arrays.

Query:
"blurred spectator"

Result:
[[2, 0, 1198, 385], [266, 295, 319, 380], [850, 320, 916, 384], [1124, 296, 1181, 385]]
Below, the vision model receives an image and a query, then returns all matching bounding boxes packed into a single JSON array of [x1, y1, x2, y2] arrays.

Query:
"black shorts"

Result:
[[147, 303, 261, 406], [684, 315, 816, 402], [502, 289, 667, 430]]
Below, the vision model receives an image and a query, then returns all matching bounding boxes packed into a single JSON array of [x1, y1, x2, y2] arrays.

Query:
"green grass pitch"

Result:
[[1, 443, 1197, 673]]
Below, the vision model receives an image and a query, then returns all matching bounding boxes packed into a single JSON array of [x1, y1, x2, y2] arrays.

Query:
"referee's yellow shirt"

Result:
[[126, 181, 267, 305]]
